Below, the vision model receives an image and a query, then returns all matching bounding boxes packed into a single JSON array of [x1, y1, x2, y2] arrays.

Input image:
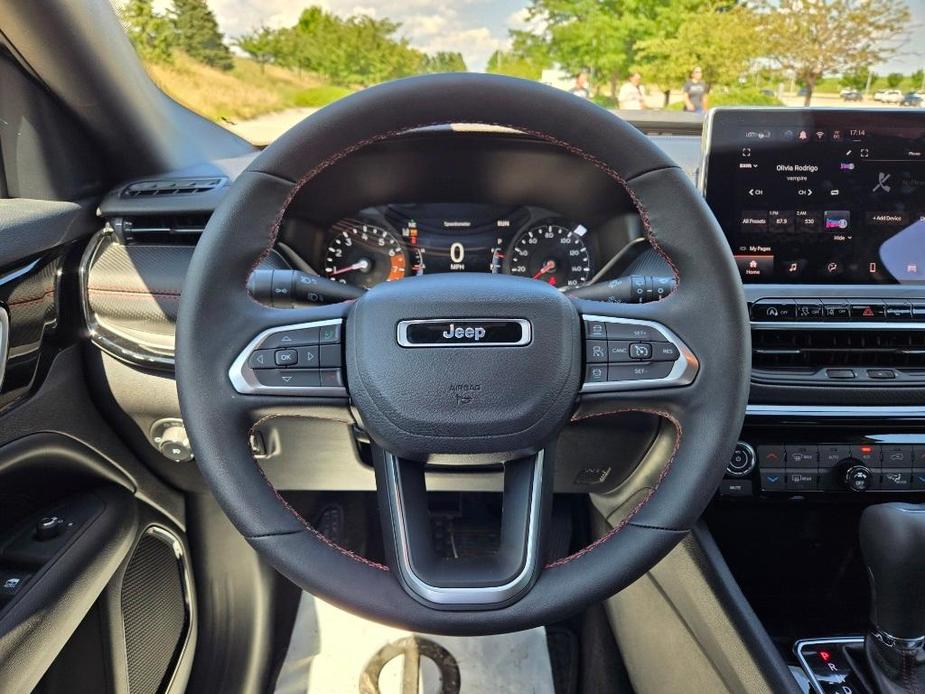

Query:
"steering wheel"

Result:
[[175, 74, 749, 635]]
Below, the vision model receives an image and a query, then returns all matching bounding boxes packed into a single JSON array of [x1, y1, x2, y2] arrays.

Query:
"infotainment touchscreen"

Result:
[[702, 108, 925, 284]]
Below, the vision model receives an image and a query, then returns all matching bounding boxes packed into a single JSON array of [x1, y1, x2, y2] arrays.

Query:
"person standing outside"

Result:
[[570, 69, 591, 99], [618, 72, 647, 110], [682, 66, 710, 112]]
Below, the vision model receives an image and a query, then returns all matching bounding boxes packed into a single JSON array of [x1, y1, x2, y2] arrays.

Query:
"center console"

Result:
[[702, 108, 925, 693]]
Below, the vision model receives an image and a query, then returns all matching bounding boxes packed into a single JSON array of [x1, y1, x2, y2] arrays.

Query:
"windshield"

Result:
[[115, 0, 923, 144]]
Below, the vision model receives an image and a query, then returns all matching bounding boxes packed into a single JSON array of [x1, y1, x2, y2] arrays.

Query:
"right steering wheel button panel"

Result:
[[580, 316, 697, 392]]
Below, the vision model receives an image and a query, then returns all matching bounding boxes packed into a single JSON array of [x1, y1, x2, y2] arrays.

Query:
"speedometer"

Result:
[[323, 222, 407, 288], [508, 223, 592, 288]]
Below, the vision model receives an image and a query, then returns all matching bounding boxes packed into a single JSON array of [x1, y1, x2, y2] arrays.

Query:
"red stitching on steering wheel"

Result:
[[545, 408, 682, 569]]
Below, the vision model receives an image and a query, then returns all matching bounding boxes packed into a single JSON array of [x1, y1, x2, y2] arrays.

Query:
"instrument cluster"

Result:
[[319, 203, 596, 289]]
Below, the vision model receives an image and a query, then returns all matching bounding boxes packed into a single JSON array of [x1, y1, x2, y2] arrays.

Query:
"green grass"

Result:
[[293, 85, 354, 108]]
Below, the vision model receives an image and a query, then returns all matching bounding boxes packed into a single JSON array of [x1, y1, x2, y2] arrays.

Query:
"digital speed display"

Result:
[[703, 109, 925, 285]]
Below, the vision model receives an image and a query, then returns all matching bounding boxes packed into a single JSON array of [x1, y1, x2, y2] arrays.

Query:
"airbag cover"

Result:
[[346, 273, 581, 457]]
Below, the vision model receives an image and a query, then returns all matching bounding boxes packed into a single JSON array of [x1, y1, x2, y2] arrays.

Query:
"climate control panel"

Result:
[[720, 437, 925, 497]]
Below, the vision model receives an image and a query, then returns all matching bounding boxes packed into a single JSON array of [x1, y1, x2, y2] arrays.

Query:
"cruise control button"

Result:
[[607, 341, 632, 362], [319, 323, 341, 344], [629, 342, 652, 360], [586, 340, 608, 363], [254, 369, 321, 388], [319, 369, 344, 387], [584, 320, 608, 340], [274, 349, 298, 366], [259, 326, 320, 349], [248, 349, 275, 369], [605, 323, 666, 342], [650, 342, 679, 361], [319, 344, 342, 368], [607, 362, 673, 381], [585, 364, 607, 383], [760, 468, 786, 491]]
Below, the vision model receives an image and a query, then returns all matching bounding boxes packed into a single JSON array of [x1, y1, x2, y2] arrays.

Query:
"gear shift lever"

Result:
[[859, 503, 925, 693]]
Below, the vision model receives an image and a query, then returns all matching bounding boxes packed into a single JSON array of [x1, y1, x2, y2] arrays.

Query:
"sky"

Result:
[[204, 0, 531, 72], [152, 0, 924, 75]]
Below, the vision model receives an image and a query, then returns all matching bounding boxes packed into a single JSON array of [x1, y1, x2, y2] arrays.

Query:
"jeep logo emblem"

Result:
[[442, 323, 487, 341], [397, 319, 532, 347]]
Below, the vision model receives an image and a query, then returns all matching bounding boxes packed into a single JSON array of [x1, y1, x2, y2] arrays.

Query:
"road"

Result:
[[225, 107, 320, 145]]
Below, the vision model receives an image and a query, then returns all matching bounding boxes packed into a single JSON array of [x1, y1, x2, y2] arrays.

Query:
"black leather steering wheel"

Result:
[[175, 73, 749, 635]]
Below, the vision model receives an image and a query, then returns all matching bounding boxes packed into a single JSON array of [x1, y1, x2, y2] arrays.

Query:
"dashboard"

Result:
[[315, 204, 596, 289], [703, 109, 925, 285]]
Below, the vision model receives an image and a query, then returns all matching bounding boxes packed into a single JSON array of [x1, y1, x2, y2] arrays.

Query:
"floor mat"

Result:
[[274, 593, 555, 694]]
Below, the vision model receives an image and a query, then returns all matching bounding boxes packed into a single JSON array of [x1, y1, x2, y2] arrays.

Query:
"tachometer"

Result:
[[323, 222, 407, 288], [508, 223, 592, 288]]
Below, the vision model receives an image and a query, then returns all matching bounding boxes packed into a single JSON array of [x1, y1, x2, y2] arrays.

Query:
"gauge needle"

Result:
[[532, 260, 556, 280], [329, 259, 370, 276]]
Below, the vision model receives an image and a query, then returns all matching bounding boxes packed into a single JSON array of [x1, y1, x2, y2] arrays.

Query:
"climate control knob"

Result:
[[844, 462, 872, 492], [727, 442, 756, 477]]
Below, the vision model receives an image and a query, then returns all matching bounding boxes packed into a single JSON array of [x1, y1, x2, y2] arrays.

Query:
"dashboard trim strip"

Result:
[[747, 404, 925, 418], [752, 320, 925, 330]]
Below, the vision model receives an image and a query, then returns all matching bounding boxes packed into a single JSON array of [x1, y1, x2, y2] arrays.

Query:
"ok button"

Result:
[[275, 349, 298, 366]]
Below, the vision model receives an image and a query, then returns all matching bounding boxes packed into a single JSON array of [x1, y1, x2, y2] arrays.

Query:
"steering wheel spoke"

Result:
[[373, 445, 552, 609]]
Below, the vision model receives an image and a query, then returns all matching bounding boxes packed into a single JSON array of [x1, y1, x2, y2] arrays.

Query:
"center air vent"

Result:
[[121, 177, 226, 198], [751, 326, 925, 386]]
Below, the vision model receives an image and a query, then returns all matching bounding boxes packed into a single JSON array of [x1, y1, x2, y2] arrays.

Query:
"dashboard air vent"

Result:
[[121, 177, 226, 198], [751, 327, 925, 385], [114, 214, 211, 244]]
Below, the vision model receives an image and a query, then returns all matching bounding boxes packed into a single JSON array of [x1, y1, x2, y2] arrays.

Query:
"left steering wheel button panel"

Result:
[[229, 319, 347, 396]]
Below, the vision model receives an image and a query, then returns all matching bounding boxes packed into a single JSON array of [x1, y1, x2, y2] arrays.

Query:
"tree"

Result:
[[422, 52, 467, 73], [519, 0, 665, 96], [119, 0, 175, 63], [886, 71, 904, 88], [912, 69, 925, 91], [235, 26, 280, 72], [637, 1, 762, 99], [172, 0, 233, 71], [840, 66, 871, 91], [755, 0, 911, 106]]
